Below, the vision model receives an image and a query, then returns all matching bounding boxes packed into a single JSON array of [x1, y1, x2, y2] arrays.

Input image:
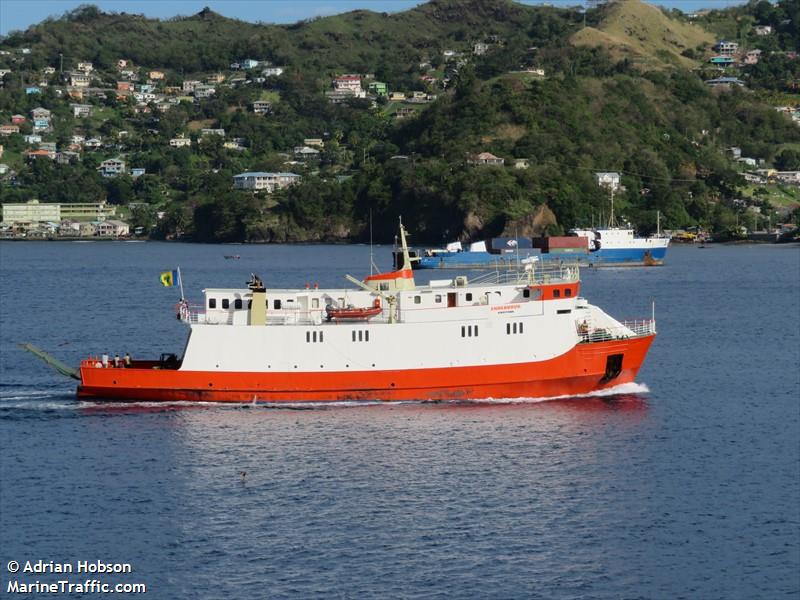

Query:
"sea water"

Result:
[[1, 241, 798, 599]]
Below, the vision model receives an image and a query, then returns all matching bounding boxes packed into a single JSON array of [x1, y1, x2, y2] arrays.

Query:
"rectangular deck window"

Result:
[[234, 298, 243, 310], [222, 299, 229, 309], [208, 298, 216, 309]]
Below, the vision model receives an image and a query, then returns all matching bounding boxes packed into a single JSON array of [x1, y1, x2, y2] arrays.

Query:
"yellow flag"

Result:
[[160, 270, 176, 287]]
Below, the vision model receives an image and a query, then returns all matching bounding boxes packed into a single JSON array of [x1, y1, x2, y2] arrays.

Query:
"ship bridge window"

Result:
[[274, 299, 282, 310], [208, 298, 216, 309], [222, 298, 230, 309], [306, 331, 324, 343], [234, 298, 243, 310], [465, 293, 473, 302], [565, 288, 572, 297], [435, 295, 442, 303], [523, 288, 530, 298], [553, 289, 561, 298], [414, 296, 421, 304]]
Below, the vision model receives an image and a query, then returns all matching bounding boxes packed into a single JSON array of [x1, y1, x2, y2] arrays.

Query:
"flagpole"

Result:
[[177, 266, 185, 300]]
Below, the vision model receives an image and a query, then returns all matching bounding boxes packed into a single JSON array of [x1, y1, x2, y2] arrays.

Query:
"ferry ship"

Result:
[[74, 224, 657, 403]]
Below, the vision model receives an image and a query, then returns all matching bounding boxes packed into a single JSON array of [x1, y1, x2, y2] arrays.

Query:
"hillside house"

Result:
[[293, 146, 320, 159], [96, 220, 129, 236], [389, 92, 406, 102], [43, 66, 56, 75], [743, 50, 762, 65], [513, 158, 530, 169], [77, 62, 93, 73], [69, 72, 91, 87], [710, 56, 734, 66], [753, 25, 772, 35], [117, 59, 129, 69], [148, 71, 165, 80], [368, 81, 388, 96], [0, 69, 11, 78], [595, 172, 621, 190], [70, 104, 92, 118], [206, 73, 225, 84], [11, 114, 25, 124], [468, 152, 505, 166], [252, 100, 272, 114], [169, 136, 192, 148], [326, 89, 366, 103], [223, 139, 247, 151], [241, 59, 260, 70], [333, 75, 362, 92], [705, 77, 745, 87], [84, 138, 102, 149], [200, 128, 225, 137], [473, 42, 489, 55], [117, 81, 133, 91], [728, 146, 742, 159], [131, 168, 146, 178], [32, 118, 50, 131], [26, 87, 42, 95], [0, 125, 20, 136], [233, 172, 300, 192], [97, 158, 126, 177], [395, 107, 415, 119], [79, 222, 97, 237], [262, 67, 284, 77], [714, 40, 739, 55], [304, 138, 324, 148], [120, 70, 139, 81], [23, 134, 42, 144], [24, 148, 56, 161], [194, 85, 215, 99], [182, 80, 201, 93]]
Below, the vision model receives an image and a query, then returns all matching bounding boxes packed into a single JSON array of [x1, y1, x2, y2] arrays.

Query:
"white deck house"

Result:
[[233, 172, 301, 193]]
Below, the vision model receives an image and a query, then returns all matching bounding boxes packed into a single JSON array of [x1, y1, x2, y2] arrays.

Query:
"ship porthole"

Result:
[[112, 380, 116, 385], [208, 383, 213, 387]]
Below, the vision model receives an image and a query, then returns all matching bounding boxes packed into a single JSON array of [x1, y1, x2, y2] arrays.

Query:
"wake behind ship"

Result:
[[72, 224, 656, 403]]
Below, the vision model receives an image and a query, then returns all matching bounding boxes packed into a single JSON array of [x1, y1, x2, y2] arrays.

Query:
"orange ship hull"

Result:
[[77, 335, 654, 403]]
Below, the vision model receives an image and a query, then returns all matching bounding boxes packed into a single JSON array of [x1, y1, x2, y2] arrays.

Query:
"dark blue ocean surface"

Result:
[[1, 241, 798, 599]]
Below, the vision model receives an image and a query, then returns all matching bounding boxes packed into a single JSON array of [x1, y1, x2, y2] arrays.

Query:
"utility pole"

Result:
[[59, 53, 63, 74]]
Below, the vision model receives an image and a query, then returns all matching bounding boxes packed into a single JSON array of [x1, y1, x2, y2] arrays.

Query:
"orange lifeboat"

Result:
[[326, 298, 382, 322]]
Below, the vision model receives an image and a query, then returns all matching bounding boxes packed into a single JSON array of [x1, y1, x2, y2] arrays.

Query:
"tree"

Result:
[[775, 149, 800, 171]]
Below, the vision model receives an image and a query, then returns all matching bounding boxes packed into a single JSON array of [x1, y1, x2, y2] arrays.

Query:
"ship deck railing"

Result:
[[466, 262, 581, 287], [183, 306, 394, 326], [577, 319, 656, 343]]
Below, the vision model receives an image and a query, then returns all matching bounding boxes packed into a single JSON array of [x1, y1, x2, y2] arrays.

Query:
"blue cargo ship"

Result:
[[395, 228, 670, 270]]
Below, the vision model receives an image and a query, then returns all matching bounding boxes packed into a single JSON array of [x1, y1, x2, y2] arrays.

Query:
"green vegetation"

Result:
[[1, 0, 799, 242]]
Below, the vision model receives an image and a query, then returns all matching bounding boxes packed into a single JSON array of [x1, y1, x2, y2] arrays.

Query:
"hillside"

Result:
[[0, 0, 798, 243], [570, 0, 714, 69]]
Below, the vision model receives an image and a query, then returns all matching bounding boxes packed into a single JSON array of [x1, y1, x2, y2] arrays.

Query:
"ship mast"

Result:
[[399, 217, 412, 271]]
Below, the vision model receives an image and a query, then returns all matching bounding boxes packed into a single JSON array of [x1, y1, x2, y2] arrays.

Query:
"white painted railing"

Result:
[[577, 319, 656, 342]]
